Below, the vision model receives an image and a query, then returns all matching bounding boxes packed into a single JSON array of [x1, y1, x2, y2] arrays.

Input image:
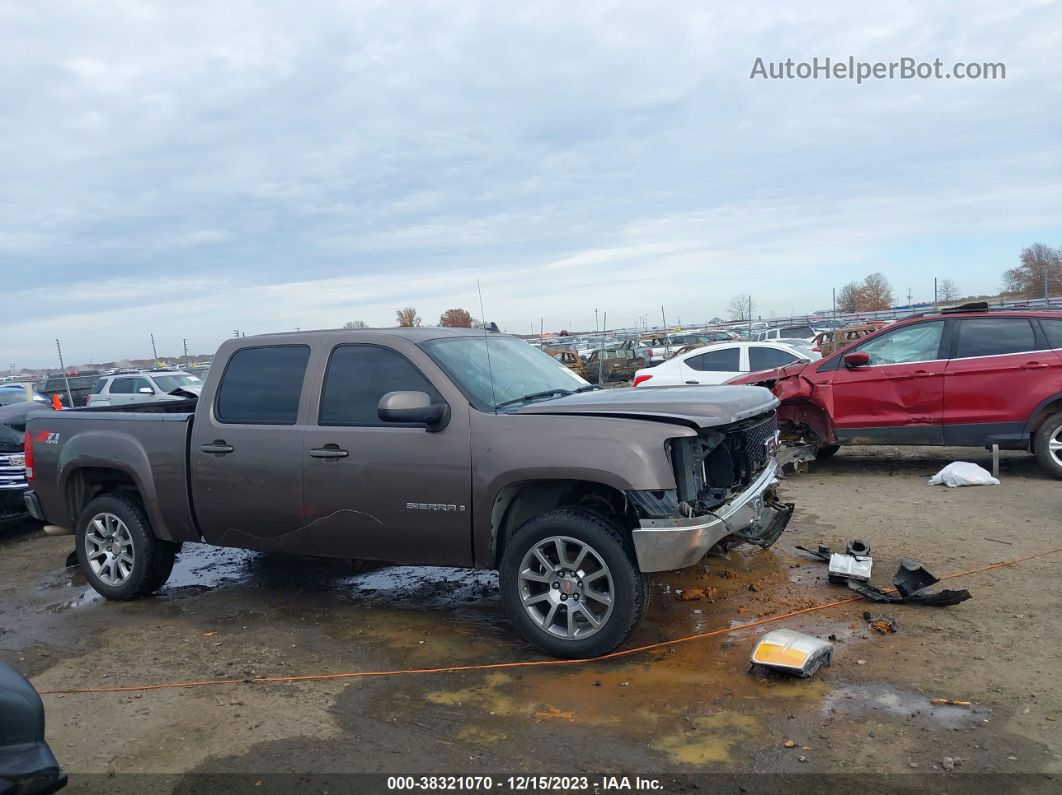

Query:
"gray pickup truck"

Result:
[[24, 328, 792, 657]]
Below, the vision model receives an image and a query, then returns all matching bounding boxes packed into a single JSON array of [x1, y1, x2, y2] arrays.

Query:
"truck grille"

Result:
[[0, 453, 27, 490], [732, 412, 779, 479]]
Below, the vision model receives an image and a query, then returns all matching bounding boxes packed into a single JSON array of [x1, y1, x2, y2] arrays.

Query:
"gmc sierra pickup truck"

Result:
[[24, 328, 792, 657]]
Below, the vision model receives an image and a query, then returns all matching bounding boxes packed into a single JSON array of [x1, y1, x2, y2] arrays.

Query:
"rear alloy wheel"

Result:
[[76, 493, 179, 600], [1033, 413, 1062, 479], [499, 508, 648, 658]]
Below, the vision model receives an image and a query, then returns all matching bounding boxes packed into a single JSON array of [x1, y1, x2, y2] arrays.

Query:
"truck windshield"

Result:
[[422, 336, 589, 411]]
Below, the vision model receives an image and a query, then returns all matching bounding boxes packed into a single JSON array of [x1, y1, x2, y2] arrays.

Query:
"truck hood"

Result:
[[515, 385, 777, 428]]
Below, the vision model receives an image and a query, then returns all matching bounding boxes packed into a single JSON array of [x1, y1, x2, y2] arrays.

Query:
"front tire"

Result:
[[1033, 413, 1062, 479], [816, 444, 841, 460], [499, 508, 649, 658], [76, 493, 179, 600]]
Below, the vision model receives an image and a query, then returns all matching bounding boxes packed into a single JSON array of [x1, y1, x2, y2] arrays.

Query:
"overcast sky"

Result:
[[2, 0, 1061, 366]]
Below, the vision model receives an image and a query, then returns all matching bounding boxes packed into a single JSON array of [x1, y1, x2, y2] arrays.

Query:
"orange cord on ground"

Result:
[[34, 544, 1062, 696]]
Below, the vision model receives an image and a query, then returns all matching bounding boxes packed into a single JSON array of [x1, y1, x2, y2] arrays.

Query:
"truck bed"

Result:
[[27, 407, 200, 542]]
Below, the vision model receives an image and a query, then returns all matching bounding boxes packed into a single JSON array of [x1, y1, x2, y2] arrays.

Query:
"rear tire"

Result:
[[1033, 413, 1062, 479], [816, 444, 841, 460], [76, 493, 179, 600], [499, 508, 649, 659]]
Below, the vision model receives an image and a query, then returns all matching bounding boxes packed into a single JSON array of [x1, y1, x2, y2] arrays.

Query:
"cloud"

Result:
[[1, 0, 1061, 365]]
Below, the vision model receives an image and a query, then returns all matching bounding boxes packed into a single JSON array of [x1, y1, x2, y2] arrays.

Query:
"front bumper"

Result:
[[631, 459, 793, 572]]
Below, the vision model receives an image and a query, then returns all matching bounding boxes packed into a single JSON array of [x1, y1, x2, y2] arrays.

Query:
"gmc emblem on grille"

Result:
[[764, 431, 780, 457]]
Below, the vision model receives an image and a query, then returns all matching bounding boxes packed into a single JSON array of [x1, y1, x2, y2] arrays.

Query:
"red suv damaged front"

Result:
[[725, 306, 1062, 478]]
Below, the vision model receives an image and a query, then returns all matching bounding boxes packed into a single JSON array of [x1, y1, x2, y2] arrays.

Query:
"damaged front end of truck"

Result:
[[626, 409, 794, 572]]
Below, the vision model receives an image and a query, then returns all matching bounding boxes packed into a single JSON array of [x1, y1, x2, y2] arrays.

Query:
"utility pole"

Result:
[[182, 338, 189, 359], [540, 317, 543, 339], [748, 295, 753, 338], [1045, 262, 1050, 307], [150, 333, 158, 360], [907, 287, 913, 307], [233, 329, 240, 338], [660, 305, 671, 358], [597, 311, 606, 385], [55, 339, 74, 407], [934, 278, 938, 312], [832, 287, 837, 321]]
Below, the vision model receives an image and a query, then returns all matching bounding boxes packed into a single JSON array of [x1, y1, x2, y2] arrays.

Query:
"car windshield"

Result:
[[422, 336, 589, 410], [151, 374, 202, 393], [0, 390, 47, 406]]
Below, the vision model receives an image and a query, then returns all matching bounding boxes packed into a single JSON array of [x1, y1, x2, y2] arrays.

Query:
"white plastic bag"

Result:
[[928, 461, 1000, 487]]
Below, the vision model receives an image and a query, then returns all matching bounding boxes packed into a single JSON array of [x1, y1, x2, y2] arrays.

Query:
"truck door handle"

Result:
[[200, 442, 234, 454], [1022, 361, 1049, 370], [309, 446, 349, 459]]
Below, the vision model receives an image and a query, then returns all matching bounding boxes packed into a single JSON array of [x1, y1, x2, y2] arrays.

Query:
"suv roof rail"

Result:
[[940, 301, 990, 314]]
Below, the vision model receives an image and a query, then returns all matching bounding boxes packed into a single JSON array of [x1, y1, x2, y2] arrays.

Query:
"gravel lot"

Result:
[[2, 446, 1060, 792]]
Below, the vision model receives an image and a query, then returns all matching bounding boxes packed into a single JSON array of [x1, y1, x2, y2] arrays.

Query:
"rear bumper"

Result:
[[24, 491, 45, 521], [631, 459, 792, 572]]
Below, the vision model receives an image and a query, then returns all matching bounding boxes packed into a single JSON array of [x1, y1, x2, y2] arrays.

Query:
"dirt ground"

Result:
[[2, 446, 1060, 793]]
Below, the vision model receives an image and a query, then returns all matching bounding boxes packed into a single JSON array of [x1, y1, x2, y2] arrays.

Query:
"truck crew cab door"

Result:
[[191, 344, 312, 551], [302, 338, 473, 567], [828, 320, 947, 445]]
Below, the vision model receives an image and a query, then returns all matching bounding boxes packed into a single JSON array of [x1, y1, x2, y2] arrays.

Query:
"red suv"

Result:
[[726, 305, 1062, 478]]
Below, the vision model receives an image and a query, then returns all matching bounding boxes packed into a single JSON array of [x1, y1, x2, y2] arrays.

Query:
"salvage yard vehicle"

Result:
[[584, 345, 649, 384], [85, 370, 202, 407], [0, 397, 53, 526], [726, 304, 1062, 476], [23, 328, 792, 657], [632, 341, 819, 388]]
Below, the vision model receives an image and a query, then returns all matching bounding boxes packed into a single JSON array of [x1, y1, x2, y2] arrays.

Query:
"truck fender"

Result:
[[57, 430, 175, 541]]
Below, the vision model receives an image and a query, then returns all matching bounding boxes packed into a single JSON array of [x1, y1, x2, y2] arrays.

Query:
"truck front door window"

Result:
[[319, 345, 442, 425]]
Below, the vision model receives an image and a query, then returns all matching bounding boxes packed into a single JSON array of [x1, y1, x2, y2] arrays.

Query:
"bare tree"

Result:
[[1002, 243, 1062, 297], [343, 320, 368, 329], [727, 294, 754, 321], [395, 307, 421, 327], [439, 308, 473, 328], [937, 279, 960, 302], [836, 281, 863, 313], [860, 273, 894, 310]]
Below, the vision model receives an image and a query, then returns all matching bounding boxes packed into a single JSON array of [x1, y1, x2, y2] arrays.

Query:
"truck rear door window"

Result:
[[319, 345, 441, 426], [955, 318, 1041, 358], [216, 346, 310, 424]]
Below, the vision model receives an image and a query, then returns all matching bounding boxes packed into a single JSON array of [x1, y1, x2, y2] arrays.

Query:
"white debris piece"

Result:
[[928, 462, 1000, 488]]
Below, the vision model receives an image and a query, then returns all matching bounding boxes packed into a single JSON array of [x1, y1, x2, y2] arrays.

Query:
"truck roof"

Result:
[[250, 327, 506, 342]]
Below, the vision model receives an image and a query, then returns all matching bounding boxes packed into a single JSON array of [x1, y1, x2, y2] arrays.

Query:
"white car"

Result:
[[631, 341, 819, 387]]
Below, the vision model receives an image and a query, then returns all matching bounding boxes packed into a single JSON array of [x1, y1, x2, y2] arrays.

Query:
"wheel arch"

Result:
[[488, 479, 636, 567], [1024, 393, 1062, 447]]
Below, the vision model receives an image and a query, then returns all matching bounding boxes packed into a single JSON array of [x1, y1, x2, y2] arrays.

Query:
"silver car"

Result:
[[86, 371, 203, 407]]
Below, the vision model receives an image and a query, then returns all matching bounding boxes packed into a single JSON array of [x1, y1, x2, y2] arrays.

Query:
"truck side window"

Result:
[[216, 345, 310, 425], [319, 345, 441, 426], [688, 348, 740, 372], [956, 318, 1041, 358]]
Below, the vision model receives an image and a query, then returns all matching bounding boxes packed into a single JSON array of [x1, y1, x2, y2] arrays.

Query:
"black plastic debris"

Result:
[[893, 559, 939, 597], [795, 544, 832, 562], [846, 540, 871, 557], [846, 559, 971, 607]]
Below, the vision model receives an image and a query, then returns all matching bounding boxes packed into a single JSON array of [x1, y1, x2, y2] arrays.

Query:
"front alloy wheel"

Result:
[[84, 512, 136, 586], [518, 536, 614, 640], [499, 508, 649, 658]]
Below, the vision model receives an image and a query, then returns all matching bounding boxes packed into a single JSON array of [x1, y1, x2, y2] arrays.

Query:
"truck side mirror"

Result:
[[378, 391, 450, 431], [843, 352, 871, 368]]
